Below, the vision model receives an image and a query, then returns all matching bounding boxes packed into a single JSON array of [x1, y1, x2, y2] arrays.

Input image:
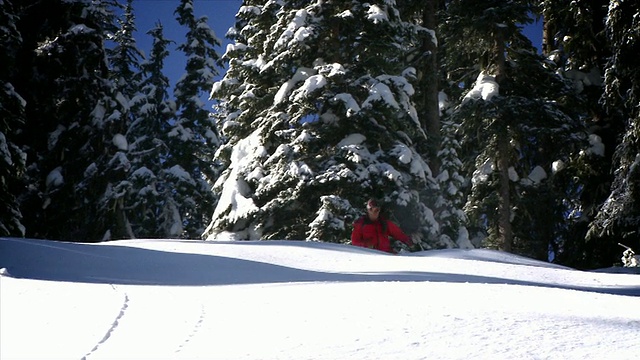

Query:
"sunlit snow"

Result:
[[292, 75, 326, 102], [463, 72, 499, 103], [367, 4, 388, 24], [332, 93, 361, 117], [275, 9, 308, 49], [337, 133, 366, 148], [206, 130, 264, 239], [471, 158, 494, 185], [552, 159, 566, 174], [1, 237, 639, 360], [274, 67, 315, 105]]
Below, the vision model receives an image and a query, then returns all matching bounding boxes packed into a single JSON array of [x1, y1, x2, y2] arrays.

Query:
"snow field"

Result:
[[1, 238, 639, 359]]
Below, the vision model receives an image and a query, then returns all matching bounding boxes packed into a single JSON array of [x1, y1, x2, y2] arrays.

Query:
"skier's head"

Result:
[[366, 198, 381, 220]]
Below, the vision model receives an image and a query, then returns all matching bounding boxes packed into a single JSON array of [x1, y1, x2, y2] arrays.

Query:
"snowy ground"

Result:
[[1, 238, 639, 360]]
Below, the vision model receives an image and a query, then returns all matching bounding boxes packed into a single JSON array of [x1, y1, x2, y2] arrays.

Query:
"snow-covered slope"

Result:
[[1, 237, 639, 359]]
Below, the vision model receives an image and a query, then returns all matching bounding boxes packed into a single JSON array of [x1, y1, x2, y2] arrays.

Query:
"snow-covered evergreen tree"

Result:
[[0, 0, 26, 236], [205, 0, 440, 246], [396, 0, 443, 169], [15, 0, 120, 240], [540, 0, 620, 268], [435, 114, 472, 249], [588, 0, 640, 265], [126, 23, 181, 238], [80, 0, 144, 240], [109, 0, 142, 93], [443, 0, 586, 259], [395, 0, 473, 249], [169, 0, 221, 238]]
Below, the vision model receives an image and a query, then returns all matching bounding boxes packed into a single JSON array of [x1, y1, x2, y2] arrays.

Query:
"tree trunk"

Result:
[[114, 197, 135, 240], [420, 0, 441, 173], [542, 7, 555, 56], [496, 136, 513, 252], [494, 28, 513, 252]]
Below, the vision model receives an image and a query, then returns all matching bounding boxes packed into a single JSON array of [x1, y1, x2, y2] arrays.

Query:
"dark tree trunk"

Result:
[[494, 28, 513, 252], [542, 8, 555, 56], [421, 0, 441, 173]]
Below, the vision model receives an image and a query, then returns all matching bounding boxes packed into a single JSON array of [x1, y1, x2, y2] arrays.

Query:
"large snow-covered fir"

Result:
[[204, 0, 441, 247], [2, 237, 640, 359]]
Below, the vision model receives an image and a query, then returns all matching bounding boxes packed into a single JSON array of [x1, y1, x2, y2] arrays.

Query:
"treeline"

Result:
[[1, 0, 220, 240], [1, 0, 639, 269]]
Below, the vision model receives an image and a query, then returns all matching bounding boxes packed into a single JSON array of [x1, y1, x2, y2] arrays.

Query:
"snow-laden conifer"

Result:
[[539, 0, 619, 269], [169, 0, 222, 238], [205, 0, 440, 246], [125, 23, 181, 238], [0, 0, 26, 236], [443, 0, 586, 260], [79, 0, 145, 240], [435, 113, 472, 249], [588, 1, 640, 265], [16, 0, 121, 240]]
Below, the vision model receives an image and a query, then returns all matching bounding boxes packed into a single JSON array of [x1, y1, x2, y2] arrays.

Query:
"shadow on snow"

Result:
[[1, 237, 638, 297]]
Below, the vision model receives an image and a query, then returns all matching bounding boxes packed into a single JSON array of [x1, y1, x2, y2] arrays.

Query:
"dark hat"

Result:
[[366, 198, 381, 209]]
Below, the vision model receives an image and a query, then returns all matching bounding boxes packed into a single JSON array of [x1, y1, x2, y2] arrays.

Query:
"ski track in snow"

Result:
[[82, 285, 130, 360], [78, 287, 217, 359], [174, 303, 206, 354], [2, 238, 640, 359]]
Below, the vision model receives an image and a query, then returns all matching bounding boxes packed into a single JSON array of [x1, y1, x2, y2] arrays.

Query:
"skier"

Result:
[[351, 198, 414, 253]]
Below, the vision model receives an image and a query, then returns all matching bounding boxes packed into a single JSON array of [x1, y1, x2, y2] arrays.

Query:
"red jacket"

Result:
[[351, 216, 412, 253]]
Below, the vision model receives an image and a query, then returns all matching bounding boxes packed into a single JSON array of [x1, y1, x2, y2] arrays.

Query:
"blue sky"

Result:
[[132, 0, 239, 105], [131, 0, 543, 105]]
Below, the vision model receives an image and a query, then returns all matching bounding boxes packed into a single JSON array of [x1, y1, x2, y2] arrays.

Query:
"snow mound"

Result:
[[1, 237, 639, 360]]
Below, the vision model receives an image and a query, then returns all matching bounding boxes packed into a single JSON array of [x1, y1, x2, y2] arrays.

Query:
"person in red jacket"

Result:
[[351, 198, 413, 253]]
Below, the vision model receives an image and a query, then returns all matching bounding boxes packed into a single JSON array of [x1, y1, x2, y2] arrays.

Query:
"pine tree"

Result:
[[169, 0, 222, 238], [398, 0, 474, 250], [80, 0, 145, 240], [396, 0, 443, 170], [540, 0, 621, 268], [435, 116, 472, 248], [109, 0, 143, 96], [14, 0, 120, 240], [0, 0, 26, 236], [443, 0, 586, 259], [587, 0, 640, 267], [126, 23, 180, 238], [204, 0, 440, 246]]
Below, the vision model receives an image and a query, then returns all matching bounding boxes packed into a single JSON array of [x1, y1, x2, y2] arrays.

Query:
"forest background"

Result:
[[1, 0, 639, 270]]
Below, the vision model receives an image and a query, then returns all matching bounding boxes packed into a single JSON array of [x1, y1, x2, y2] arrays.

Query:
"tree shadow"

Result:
[[1, 238, 639, 297]]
